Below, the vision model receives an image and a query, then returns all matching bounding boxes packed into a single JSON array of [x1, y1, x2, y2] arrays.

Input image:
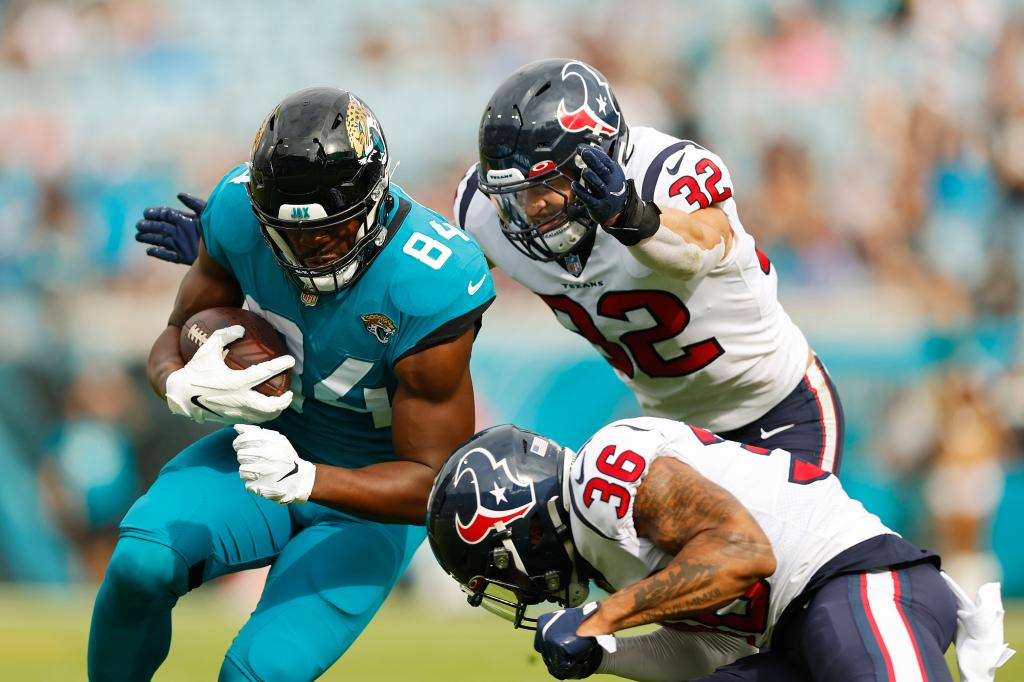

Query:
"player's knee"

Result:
[[103, 537, 188, 608]]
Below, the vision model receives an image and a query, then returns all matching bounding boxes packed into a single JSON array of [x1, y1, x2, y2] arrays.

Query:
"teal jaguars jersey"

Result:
[[200, 164, 495, 469]]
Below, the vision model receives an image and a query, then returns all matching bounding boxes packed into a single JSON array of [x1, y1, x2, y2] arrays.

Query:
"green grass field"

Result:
[[1, 585, 1021, 681]]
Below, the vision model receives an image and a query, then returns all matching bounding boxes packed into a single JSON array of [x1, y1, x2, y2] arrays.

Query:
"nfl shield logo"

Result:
[[565, 253, 582, 276]]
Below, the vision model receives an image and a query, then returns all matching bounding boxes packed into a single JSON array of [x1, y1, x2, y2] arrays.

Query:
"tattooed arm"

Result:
[[576, 455, 776, 637]]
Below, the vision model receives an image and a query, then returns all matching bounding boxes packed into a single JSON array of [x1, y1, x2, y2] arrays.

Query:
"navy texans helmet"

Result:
[[477, 59, 627, 270], [426, 424, 589, 629], [247, 87, 392, 299]]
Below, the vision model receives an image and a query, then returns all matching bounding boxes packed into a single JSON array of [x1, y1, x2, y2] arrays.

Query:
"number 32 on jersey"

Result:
[[541, 291, 724, 379]]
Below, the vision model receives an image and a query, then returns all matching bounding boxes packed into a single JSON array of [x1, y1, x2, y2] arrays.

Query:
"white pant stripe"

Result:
[[805, 361, 838, 472], [863, 571, 925, 681]]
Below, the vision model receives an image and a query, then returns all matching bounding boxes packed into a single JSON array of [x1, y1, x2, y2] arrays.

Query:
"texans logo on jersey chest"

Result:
[[360, 313, 397, 344], [453, 448, 537, 544]]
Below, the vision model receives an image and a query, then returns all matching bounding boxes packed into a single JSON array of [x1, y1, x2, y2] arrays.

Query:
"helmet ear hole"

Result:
[[529, 515, 544, 547]]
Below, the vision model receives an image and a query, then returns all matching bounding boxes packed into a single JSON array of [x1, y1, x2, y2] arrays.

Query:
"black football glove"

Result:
[[136, 192, 205, 265]]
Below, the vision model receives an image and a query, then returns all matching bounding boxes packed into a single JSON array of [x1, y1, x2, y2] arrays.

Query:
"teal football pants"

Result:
[[88, 428, 424, 681]]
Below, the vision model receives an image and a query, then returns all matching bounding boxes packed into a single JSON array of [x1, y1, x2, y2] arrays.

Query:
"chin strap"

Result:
[[492, 521, 528, 574], [547, 496, 589, 607]]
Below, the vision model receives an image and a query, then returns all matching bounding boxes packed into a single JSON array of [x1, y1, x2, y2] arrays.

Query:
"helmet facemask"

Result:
[[460, 496, 589, 630], [252, 171, 391, 296], [480, 159, 596, 263]]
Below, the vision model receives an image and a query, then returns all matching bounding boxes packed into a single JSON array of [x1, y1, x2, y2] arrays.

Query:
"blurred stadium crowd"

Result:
[[0, 0, 1021, 600]]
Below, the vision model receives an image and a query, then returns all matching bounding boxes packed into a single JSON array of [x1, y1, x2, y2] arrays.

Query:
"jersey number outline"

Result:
[[668, 158, 733, 209], [245, 297, 392, 428], [401, 219, 469, 270], [540, 290, 724, 379], [581, 445, 647, 519]]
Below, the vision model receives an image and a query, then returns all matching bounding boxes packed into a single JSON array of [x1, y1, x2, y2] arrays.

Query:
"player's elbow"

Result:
[[743, 544, 776, 582], [719, 519, 776, 585], [721, 542, 775, 602]]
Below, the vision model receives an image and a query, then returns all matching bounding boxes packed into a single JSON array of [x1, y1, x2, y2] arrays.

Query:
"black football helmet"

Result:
[[477, 59, 627, 270], [426, 424, 589, 630], [247, 87, 392, 297]]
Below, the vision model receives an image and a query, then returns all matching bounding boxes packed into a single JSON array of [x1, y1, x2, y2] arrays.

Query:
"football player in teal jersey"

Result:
[[92, 87, 494, 681]]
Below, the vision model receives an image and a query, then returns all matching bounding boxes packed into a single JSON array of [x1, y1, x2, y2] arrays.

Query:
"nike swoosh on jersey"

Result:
[[759, 424, 795, 440], [190, 394, 221, 417], [467, 274, 488, 295], [277, 462, 300, 482], [666, 151, 687, 175]]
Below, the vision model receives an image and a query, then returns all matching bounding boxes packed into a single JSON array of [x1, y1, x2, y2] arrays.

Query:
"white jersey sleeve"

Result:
[[627, 133, 746, 277], [565, 417, 693, 590], [641, 141, 737, 216], [453, 163, 517, 273]]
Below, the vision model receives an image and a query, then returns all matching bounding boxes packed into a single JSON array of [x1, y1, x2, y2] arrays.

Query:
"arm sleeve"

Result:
[[596, 627, 756, 682]]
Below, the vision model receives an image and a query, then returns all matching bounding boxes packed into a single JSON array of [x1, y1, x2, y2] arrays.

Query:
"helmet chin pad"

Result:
[[541, 220, 589, 254]]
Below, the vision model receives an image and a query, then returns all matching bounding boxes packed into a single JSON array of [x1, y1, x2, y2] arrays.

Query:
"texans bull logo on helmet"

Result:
[[556, 61, 620, 138], [453, 448, 537, 544]]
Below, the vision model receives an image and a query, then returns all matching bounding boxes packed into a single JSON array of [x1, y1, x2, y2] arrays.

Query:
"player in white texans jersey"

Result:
[[426, 421, 1013, 681], [454, 58, 843, 472]]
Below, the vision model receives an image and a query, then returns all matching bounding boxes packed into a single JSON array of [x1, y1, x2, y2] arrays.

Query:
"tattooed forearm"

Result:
[[599, 529, 769, 631], [584, 456, 776, 635]]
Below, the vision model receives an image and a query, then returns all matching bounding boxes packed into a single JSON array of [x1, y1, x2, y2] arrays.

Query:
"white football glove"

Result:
[[233, 424, 316, 504], [941, 573, 1015, 681], [165, 325, 295, 424]]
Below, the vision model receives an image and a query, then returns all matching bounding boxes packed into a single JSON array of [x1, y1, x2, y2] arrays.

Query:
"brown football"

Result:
[[179, 307, 292, 397]]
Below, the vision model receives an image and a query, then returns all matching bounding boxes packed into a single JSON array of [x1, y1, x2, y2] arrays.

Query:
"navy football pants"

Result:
[[691, 562, 956, 681], [719, 357, 845, 474]]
